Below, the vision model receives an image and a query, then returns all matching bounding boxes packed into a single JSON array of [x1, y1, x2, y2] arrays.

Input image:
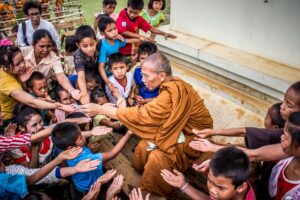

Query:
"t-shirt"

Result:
[[66, 146, 103, 192], [74, 49, 99, 72], [116, 9, 152, 55], [0, 70, 22, 120], [68, 75, 78, 88], [0, 173, 28, 199], [134, 67, 159, 99], [98, 39, 127, 63], [105, 72, 134, 104], [140, 9, 165, 27], [245, 127, 283, 149]]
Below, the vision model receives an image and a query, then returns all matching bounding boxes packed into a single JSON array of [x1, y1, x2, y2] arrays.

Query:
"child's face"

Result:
[[75, 134, 86, 147], [139, 53, 149, 65], [103, 4, 116, 15], [12, 52, 25, 75], [280, 88, 300, 120], [207, 170, 245, 200], [96, 96, 108, 105], [111, 62, 128, 80], [281, 124, 293, 155], [30, 79, 48, 98], [86, 80, 99, 92], [24, 113, 44, 134], [77, 37, 97, 57], [152, 1, 163, 11], [264, 108, 278, 129], [58, 91, 74, 105], [103, 23, 118, 40], [127, 7, 142, 20]]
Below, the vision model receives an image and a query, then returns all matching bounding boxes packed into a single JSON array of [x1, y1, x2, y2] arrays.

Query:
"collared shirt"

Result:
[[17, 19, 60, 48], [21, 46, 64, 79]]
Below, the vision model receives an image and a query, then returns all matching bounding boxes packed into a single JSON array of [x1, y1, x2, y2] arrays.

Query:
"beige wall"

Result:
[[170, 0, 300, 69]]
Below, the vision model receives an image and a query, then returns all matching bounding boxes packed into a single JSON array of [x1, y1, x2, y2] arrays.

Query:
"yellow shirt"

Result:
[[0, 70, 22, 120]]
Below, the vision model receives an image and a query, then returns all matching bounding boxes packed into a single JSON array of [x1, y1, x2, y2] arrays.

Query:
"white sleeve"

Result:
[[50, 24, 60, 49], [17, 23, 26, 47]]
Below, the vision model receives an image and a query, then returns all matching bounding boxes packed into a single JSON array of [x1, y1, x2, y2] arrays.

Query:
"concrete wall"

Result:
[[170, 0, 300, 69]]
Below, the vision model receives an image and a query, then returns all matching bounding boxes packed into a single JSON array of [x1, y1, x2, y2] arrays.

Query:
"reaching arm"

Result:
[[77, 71, 90, 104], [56, 73, 80, 100], [81, 103, 118, 119], [192, 128, 246, 138], [149, 27, 177, 39], [102, 131, 132, 161], [98, 62, 109, 84]]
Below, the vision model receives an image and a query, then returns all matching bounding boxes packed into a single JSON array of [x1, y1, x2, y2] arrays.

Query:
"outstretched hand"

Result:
[[80, 103, 101, 117], [106, 174, 124, 200], [19, 67, 34, 82], [91, 126, 112, 136], [189, 138, 216, 152], [4, 123, 17, 137], [98, 169, 117, 184], [192, 128, 214, 138], [161, 169, 186, 189], [192, 159, 210, 174], [129, 188, 150, 200], [56, 103, 77, 112], [58, 147, 82, 161], [82, 179, 101, 200], [75, 158, 101, 173]]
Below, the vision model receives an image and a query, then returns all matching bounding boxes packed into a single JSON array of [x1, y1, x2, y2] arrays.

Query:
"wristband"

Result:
[[180, 182, 189, 192]]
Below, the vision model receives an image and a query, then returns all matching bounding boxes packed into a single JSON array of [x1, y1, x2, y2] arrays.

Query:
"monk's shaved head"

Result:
[[143, 52, 172, 76]]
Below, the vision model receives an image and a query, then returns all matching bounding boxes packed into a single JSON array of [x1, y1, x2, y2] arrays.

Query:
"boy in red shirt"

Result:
[[116, 0, 176, 56]]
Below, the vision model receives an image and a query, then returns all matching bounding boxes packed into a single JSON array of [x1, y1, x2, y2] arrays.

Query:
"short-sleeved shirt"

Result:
[[21, 46, 64, 79], [116, 9, 152, 55], [105, 72, 134, 104], [68, 75, 78, 88], [66, 146, 103, 192], [134, 67, 159, 99], [98, 39, 127, 63], [140, 9, 165, 27], [0, 173, 28, 199], [0, 69, 22, 120], [245, 127, 284, 149], [74, 49, 99, 72]]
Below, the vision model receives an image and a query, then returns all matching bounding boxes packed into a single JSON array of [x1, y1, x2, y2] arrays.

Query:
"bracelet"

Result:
[[180, 182, 189, 192]]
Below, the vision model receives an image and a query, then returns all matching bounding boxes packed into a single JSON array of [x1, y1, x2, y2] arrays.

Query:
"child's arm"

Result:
[[102, 131, 133, 162], [60, 158, 101, 177], [125, 38, 141, 44], [30, 126, 53, 143], [26, 147, 82, 185], [192, 128, 247, 138], [98, 62, 109, 85], [161, 169, 209, 200], [25, 143, 39, 168], [77, 70, 90, 104], [149, 27, 177, 39], [82, 126, 112, 138], [120, 31, 149, 41]]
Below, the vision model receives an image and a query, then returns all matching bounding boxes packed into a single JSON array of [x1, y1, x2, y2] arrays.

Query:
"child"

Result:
[[105, 53, 135, 104], [26, 71, 56, 124], [264, 102, 285, 129], [63, 36, 78, 75], [97, 16, 139, 89], [116, 0, 176, 57], [133, 41, 159, 105], [161, 146, 256, 200], [269, 112, 300, 199], [94, 0, 118, 37], [74, 25, 99, 104], [140, 0, 166, 39], [51, 122, 132, 199], [11, 105, 53, 167], [54, 85, 76, 123]]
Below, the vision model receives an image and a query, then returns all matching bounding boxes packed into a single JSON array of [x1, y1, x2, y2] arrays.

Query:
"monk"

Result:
[[81, 52, 213, 198]]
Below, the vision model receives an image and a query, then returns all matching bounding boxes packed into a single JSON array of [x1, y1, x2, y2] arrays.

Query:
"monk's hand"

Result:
[[129, 188, 150, 200], [80, 103, 102, 117], [192, 159, 211, 174], [106, 174, 124, 200], [82, 178, 101, 200], [192, 128, 214, 138], [97, 169, 117, 184], [161, 169, 186, 189], [189, 138, 217, 153]]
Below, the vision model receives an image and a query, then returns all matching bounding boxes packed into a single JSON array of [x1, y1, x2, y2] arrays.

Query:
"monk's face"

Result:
[[141, 61, 164, 91]]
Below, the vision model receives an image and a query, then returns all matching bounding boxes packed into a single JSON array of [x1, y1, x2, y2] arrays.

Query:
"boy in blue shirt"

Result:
[[133, 41, 159, 106], [51, 122, 132, 199], [97, 15, 139, 91]]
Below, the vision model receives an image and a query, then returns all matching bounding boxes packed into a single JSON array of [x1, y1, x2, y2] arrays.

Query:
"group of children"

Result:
[[0, 0, 300, 199]]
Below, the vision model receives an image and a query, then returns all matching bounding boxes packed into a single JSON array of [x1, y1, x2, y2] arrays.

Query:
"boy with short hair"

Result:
[[116, 0, 176, 57], [105, 53, 135, 104], [161, 146, 256, 200], [51, 122, 132, 199], [133, 41, 158, 105]]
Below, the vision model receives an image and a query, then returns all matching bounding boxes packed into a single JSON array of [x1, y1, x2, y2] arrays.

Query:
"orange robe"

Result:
[[116, 77, 213, 198]]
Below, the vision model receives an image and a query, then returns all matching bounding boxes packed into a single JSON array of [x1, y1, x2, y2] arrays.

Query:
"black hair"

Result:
[[51, 122, 81, 150], [32, 29, 54, 46], [75, 25, 96, 43], [268, 103, 285, 128], [55, 85, 67, 102], [64, 36, 78, 53], [210, 146, 249, 187], [138, 41, 158, 56], [148, 0, 166, 10], [289, 81, 300, 106], [12, 24, 18, 33], [26, 71, 46, 89], [0, 45, 21, 69], [127, 0, 144, 10], [98, 16, 115, 33], [85, 67, 102, 85], [90, 87, 107, 103], [108, 52, 128, 68], [13, 104, 40, 127], [103, 0, 117, 6], [286, 112, 300, 151], [66, 112, 89, 131], [23, 1, 42, 16]]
